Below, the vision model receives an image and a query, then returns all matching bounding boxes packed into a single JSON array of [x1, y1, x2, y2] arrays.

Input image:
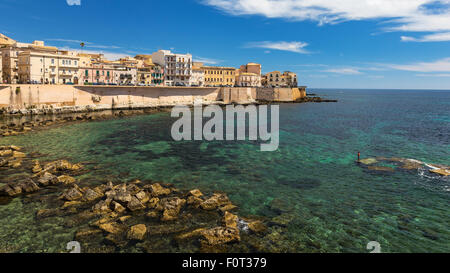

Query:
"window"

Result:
[[85, 70, 89, 76]]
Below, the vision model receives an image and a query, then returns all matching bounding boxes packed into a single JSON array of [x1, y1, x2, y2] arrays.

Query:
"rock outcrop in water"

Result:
[[0, 145, 281, 253]]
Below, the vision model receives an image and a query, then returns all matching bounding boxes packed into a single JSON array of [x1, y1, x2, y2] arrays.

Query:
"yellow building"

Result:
[[202, 66, 236, 87]]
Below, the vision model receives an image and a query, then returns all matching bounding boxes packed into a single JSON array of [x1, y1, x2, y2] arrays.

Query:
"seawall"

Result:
[[0, 85, 306, 115]]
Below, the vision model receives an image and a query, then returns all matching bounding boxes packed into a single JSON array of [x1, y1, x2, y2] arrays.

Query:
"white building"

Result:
[[18, 49, 80, 84], [152, 50, 192, 86], [113, 65, 137, 85], [189, 68, 204, 87]]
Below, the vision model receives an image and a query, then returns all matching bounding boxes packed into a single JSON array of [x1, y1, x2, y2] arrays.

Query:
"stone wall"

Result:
[[0, 85, 222, 113], [0, 85, 306, 115]]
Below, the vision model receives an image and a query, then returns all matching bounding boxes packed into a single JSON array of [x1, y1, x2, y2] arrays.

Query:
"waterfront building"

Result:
[[151, 50, 192, 86], [79, 61, 115, 85], [239, 63, 262, 76], [1, 37, 58, 84], [113, 65, 137, 85], [18, 49, 80, 84], [236, 72, 261, 87], [189, 68, 205, 87], [282, 71, 298, 87], [265, 71, 298, 87], [202, 66, 236, 87], [237, 62, 262, 87]]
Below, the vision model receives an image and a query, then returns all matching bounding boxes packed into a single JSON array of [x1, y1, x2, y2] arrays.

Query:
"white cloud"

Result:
[[203, 0, 450, 41], [323, 68, 363, 75], [244, 41, 309, 53], [46, 38, 121, 49], [401, 32, 450, 42], [59, 46, 129, 61], [416, 73, 450, 77], [66, 0, 81, 6], [193, 56, 222, 65], [388, 58, 450, 72]]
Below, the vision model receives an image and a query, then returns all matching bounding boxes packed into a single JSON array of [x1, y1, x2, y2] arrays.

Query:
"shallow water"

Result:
[[0, 89, 449, 253]]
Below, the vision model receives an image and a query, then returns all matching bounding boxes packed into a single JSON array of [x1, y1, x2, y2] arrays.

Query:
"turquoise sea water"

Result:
[[0, 89, 449, 253]]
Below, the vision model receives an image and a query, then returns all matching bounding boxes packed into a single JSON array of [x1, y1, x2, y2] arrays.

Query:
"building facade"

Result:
[[236, 72, 261, 87], [18, 49, 80, 84], [79, 62, 115, 85], [152, 50, 192, 86], [0, 55, 2, 83], [189, 68, 205, 87], [113, 66, 137, 85], [203, 66, 236, 87], [265, 71, 298, 87]]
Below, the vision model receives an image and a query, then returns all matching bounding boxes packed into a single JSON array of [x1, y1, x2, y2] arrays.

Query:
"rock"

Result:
[[8, 159, 22, 168], [32, 161, 42, 173], [119, 216, 131, 223], [112, 201, 126, 213], [12, 151, 26, 158], [200, 227, 240, 246], [83, 188, 103, 202], [9, 145, 21, 151], [44, 160, 82, 172], [147, 183, 171, 197], [223, 212, 238, 229], [92, 199, 112, 214], [75, 228, 102, 241], [127, 196, 146, 211], [135, 191, 149, 204], [187, 196, 203, 208], [270, 213, 295, 227], [57, 175, 76, 185], [62, 201, 82, 209], [0, 150, 12, 157], [99, 222, 124, 235], [147, 197, 160, 209], [247, 220, 267, 234], [359, 158, 378, 165], [127, 224, 147, 241], [430, 168, 450, 176], [200, 193, 231, 211], [146, 211, 160, 219], [367, 166, 395, 172], [0, 159, 7, 167], [161, 197, 186, 221], [107, 185, 132, 203], [219, 204, 238, 212], [0, 184, 21, 197], [37, 172, 58, 186], [18, 179, 40, 193], [176, 228, 206, 240], [36, 208, 60, 219], [126, 184, 141, 195], [189, 189, 203, 198], [61, 185, 84, 201]]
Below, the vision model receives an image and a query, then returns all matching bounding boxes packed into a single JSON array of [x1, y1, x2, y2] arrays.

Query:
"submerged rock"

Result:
[[161, 197, 186, 221], [200, 193, 231, 211], [127, 224, 147, 241], [223, 212, 238, 229], [127, 196, 146, 212], [61, 185, 84, 201], [359, 158, 378, 165], [38, 172, 58, 186], [99, 222, 125, 235], [367, 166, 395, 172], [146, 183, 171, 197], [57, 175, 76, 185], [200, 227, 240, 246]]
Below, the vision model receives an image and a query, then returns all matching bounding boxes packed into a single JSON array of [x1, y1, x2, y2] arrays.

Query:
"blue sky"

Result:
[[1, 0, 450, 89]]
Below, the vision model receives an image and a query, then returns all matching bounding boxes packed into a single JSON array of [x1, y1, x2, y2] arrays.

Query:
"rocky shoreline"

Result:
[[0, 144, 299, 253]]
